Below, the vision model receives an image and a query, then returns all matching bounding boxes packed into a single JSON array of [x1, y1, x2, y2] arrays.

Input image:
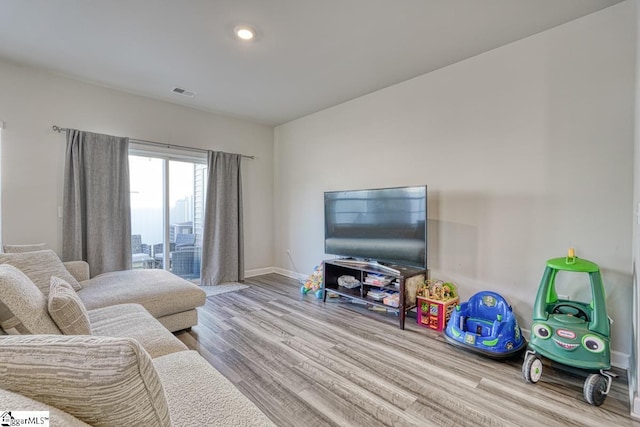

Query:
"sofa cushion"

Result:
[[0, 335, 171, 427], [89, 303, 187, 358], [2, 242, 47, 253], [48, 276, 91, 335], [0, 249, 81, 295], [154, 350, 276, 427], [0, 388, 91, 426], [78, 269, 205, 319], [63, 260, 90, 282], [0, 264, 61, 335]]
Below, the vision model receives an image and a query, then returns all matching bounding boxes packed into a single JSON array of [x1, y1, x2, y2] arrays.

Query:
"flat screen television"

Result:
[[324, 185, 427, 269]]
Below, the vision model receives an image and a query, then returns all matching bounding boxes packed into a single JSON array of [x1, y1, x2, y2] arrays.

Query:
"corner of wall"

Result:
[[0, 119, 4, 250], [631, 0, 640, 418]]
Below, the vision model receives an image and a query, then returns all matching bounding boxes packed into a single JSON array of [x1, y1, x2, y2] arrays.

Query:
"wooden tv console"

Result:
[[322, 259, 427, 329]]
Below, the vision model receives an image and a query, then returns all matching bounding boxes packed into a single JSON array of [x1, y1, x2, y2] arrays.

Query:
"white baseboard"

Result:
[[244, 267, 307, 282], [633, 395, 640, 419], [244, 267, 276, 278], [271, 267, 306, 282], [612, 350, 631, 370]]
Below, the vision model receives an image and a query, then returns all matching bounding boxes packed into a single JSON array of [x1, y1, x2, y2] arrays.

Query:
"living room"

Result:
[[1, 0, 639, 425]]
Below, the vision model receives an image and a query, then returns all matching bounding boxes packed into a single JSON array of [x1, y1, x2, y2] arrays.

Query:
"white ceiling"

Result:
[[0, 0, 623, 126]]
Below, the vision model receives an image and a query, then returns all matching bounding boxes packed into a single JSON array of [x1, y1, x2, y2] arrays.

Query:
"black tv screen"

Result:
[[324, 185, 427, 269]]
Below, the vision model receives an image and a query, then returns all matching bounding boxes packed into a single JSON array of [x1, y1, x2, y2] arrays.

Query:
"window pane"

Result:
[[129, 154, 206, 282], [169, 160, 205, 282], [130, 156, 163, 270]]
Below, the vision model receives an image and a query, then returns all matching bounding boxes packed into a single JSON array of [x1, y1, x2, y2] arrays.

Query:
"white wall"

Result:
[[631, 0, 640, 416], [275, 2, 636, 359], [0, 59, 275, 271]]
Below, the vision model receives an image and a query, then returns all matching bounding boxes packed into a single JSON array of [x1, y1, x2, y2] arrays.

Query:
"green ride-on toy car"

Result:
[[522, 249, 614, 406]]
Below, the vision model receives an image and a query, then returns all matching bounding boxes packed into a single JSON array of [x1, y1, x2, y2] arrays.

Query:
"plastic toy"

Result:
[[417, 279, 457, 300], [300, 264, 323, 299], [522, 249, 613, 406], [416, 279, 459, 331], [443, 291, 526, 359]]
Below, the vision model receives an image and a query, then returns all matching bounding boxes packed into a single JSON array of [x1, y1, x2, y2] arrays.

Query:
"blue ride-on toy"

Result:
[[444, 290, 526, 359]]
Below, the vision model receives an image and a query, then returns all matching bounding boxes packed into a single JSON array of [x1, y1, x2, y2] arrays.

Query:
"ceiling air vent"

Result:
[[171, 87, 197, 97]]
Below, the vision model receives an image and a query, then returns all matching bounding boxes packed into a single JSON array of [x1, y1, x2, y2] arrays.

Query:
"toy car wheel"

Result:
[[584, 374, 608, 406], [522, 354, 542, 383]]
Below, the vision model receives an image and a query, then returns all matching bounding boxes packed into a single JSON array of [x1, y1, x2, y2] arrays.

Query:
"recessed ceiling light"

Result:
[[234, 25, 255, 41]]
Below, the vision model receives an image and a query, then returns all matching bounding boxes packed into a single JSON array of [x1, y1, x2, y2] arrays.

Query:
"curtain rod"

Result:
[[52, 125, 255, 160]]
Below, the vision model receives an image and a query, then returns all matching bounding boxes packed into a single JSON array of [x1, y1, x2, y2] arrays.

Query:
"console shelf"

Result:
[[322, 259, 427, 329]]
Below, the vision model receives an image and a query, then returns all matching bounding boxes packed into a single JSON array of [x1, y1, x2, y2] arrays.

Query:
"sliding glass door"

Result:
[[129, 150, 206, 282]]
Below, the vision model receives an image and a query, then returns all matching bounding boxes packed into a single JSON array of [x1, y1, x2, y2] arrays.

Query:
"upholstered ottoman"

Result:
[[77, 270, 206, 332]]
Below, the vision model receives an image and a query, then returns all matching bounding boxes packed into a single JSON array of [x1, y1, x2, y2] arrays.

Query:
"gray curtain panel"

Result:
[[62, 129, 132, 276], [201, 151, 244, 285]]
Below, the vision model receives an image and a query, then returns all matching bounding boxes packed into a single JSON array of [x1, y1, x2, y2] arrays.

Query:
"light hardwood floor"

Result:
[[175, 273, 640, 427]]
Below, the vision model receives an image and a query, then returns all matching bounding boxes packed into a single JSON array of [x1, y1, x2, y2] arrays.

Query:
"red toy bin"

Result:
[[416, 296, 459, 332]]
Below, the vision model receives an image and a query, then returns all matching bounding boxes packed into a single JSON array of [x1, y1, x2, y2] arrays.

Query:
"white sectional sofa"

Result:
[[71, 264, 206, 332], [0, 250, 274, 427], [0, 248, 206, 332]]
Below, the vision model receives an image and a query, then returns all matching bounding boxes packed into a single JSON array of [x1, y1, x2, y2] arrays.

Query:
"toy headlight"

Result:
[[533, 323, 552, 340], [582, 335, 606, 353]]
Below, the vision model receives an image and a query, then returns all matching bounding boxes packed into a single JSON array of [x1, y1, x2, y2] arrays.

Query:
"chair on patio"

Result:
[[152, 234, 198, 271], [171, 247, 201, 280], [131, 234, 154, 268], [175, 233, 196, 249], [152, 242, 175, 269]]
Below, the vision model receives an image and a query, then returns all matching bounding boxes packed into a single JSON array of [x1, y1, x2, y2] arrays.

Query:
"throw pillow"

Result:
[[0, 249, 82, 295], [0, 264, 62, 335], [0, 335, 172, 427], [2, 243, 47, 253], [48, 276, 91, 335]]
